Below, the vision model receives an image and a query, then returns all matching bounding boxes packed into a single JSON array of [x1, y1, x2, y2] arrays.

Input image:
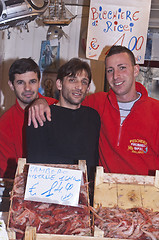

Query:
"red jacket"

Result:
[[83, 82, 159, 176], [0, 93, 56, 178]]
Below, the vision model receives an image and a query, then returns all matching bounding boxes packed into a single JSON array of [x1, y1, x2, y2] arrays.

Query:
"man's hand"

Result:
[[28, 99, 51, 128]]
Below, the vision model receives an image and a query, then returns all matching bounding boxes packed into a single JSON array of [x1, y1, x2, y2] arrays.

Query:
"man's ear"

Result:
[[56, 79, 62, 91], [86, 85, 90, 94], [134, 64, 140, 78], [8, 81, 14, 91], [38, 80, 40, 88]]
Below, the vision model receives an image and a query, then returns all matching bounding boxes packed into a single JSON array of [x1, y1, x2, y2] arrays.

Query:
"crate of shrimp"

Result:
[[7, 158, 93, 240], [8, 226, 115, 240], [92, 166, 159, 240]]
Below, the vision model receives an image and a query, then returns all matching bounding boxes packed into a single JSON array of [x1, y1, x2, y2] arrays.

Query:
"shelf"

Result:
[[140, 60, 159, 68]]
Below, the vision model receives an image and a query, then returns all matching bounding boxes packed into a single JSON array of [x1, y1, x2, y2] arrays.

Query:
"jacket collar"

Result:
[[15, 92, 42, 113], [108, 82, 148, 110], [15, 99, 25, 113]]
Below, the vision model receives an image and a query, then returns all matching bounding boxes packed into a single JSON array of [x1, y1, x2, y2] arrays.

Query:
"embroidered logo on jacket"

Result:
[[128, 139, 148, 154]]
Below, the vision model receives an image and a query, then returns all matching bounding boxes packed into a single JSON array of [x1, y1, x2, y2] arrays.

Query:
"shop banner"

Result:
[[86, 0, 151, 63]]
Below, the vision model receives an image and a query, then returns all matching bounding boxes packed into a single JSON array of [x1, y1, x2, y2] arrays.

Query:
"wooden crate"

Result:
[[93, 166, 159, 239], [7, 226, 123, 240], [8, 162, 159, 240], [7, 158, 91, 240], [94, 166, 159, 210]]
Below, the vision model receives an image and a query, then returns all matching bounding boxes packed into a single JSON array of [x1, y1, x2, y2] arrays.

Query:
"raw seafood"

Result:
[[92, 205, 159, 239], [8, 165, 91, 240]]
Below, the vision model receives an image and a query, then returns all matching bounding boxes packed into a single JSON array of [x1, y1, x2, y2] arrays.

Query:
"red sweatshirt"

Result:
[[0, 93, 56, 178], [83, 82, 159, 176]]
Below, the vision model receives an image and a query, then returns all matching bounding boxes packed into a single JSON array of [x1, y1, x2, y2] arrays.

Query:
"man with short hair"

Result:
[[27, 58, 101, 190], [0, 58, 56, 178], [83, 45, 159, 175], [29, 46, 159, 176]]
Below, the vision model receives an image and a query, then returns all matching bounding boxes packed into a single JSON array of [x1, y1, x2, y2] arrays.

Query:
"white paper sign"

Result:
[[86, 0, 151, 64], [24, 165, 82, 207]]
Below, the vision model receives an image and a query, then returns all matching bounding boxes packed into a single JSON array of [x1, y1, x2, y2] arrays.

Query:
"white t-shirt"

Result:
[[118, 92, 141, 125]]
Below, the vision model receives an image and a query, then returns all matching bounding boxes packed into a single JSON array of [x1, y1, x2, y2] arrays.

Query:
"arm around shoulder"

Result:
[[28, 96, 57, 128], [82, 92, 107, 116]]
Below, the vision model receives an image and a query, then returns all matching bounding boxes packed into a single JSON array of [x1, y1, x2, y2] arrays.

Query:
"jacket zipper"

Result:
[[113, 91, 143, 147], [117, 123, 122, 147], [117, 100, 137, 147]]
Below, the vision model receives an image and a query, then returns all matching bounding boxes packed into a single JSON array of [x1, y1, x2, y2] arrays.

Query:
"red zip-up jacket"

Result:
[[0, 93, 56, 178], [83, 82, 159, 176]]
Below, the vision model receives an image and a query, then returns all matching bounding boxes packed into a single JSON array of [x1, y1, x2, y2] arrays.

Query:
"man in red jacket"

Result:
[[0, 58, 56, 178], [28, 46, 159, 176]]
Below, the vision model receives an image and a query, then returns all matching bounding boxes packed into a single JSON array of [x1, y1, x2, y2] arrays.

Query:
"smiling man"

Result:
[[105, 49, 139, 103], [83, 45, 159, 176], [27, 58, 101, 198], [0, 58, 56, 178], [8, 71, 40, 109]]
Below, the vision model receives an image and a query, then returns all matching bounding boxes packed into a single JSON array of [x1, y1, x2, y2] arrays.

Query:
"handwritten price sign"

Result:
[[86, 0, 151, 64], [24, 165, 83, 207]]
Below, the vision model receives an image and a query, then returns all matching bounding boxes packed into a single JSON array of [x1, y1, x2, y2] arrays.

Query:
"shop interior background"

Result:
[[0, 0, 159, 117]]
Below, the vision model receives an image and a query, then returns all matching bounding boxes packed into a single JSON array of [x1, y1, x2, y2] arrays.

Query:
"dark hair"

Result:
[[106, 45, 136, 65], [56, 58, 92, 84], [9, 58, 40, 84]]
